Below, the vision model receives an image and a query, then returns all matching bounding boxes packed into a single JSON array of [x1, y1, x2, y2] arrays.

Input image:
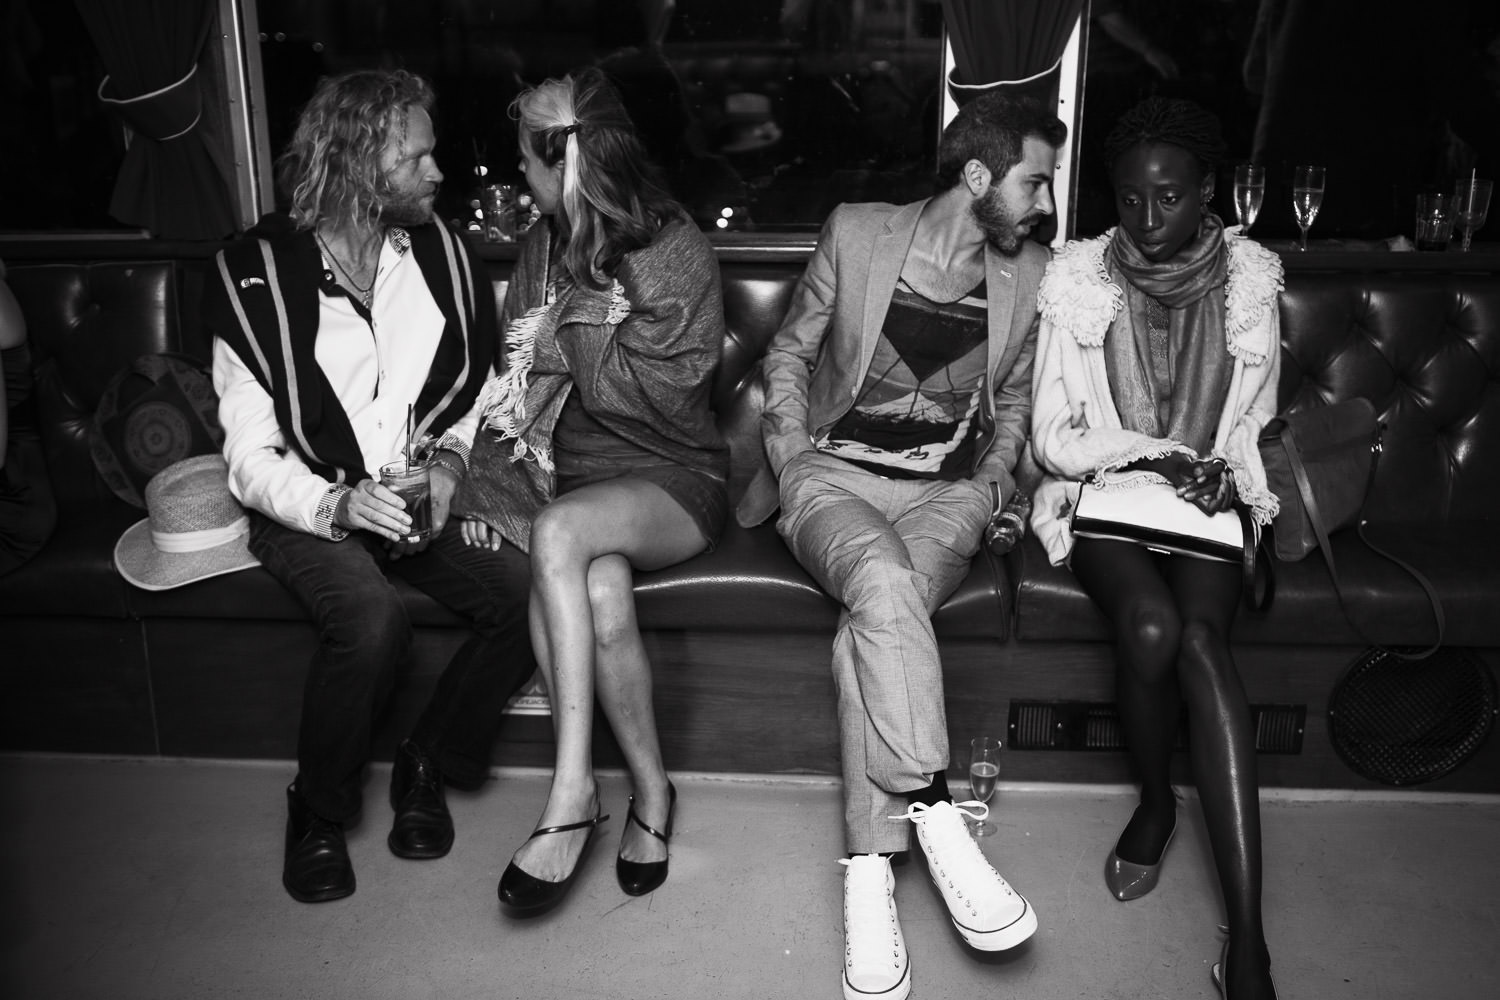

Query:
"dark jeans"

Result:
[[248, 513, 535, 822]]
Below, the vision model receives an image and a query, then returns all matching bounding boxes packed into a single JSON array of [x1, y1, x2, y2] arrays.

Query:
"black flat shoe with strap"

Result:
[[617, 781, 677, 897], [497, 806, 609, 916]]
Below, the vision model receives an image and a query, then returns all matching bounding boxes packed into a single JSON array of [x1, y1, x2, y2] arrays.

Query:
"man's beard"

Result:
[[970, 187, 1035, 255], [378, 184, 439, 227]]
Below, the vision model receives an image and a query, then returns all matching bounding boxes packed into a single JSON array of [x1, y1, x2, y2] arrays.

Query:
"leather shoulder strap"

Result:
[[1284, 421, 1444, 659]]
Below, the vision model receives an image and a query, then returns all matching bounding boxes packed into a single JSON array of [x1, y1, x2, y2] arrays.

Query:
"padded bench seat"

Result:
[[1011, 521, 1498, 648], [2, 513, 1013, 639], [632, 521, 1009, 638], [0, 501, 139, 619], [3, 247, 1497, 790]]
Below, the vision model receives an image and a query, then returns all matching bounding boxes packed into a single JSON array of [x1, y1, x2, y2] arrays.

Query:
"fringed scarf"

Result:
[[477, 291, 573, 473], [452, 268, 631, 552], [1103, 213, 1233, 456]]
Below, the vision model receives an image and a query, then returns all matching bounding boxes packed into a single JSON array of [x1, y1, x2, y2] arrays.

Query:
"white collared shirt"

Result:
[[214, 231, 481, 536]]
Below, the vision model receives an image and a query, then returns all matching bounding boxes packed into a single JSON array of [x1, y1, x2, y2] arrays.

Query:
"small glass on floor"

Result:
[[968, 736, 1001, 837]]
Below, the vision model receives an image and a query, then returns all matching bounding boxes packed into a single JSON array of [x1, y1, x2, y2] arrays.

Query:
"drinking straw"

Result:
[[405, 404, 413, 468]]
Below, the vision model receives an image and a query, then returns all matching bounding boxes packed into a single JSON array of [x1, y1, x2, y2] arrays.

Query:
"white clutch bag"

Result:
[[1069, 471, 1253, 563]]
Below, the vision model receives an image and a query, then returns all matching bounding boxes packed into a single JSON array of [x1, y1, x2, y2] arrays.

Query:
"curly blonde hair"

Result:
[[278, 69, 436, 232]]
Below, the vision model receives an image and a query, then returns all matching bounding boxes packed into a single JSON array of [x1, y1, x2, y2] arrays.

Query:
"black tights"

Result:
[[1072, 538, 1272, 992]]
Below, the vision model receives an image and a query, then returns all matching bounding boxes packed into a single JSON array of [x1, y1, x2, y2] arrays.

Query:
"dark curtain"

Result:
[[943, 0, 1088, 100], [75, 0, 238, 239]]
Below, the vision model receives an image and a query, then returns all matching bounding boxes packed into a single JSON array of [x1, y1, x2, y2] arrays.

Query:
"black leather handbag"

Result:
[[1259, 398, 1379, 562], [1254, 398, 1444, 658]]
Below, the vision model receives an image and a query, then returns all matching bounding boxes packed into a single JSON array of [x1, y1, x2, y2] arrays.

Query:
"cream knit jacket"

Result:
[[1029, 227, 1284, 566]]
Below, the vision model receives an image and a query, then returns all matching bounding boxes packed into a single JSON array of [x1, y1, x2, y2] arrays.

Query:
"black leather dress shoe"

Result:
[[388, 739, 454, 859], [617, 781, 676, 897], [283, 783, 355, 903]]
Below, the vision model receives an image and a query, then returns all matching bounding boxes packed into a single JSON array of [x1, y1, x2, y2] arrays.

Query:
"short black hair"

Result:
[[1103, 97, 1226, 181], [936, 93, 1067, 191]]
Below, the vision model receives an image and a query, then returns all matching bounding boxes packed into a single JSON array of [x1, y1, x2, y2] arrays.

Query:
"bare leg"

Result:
[[588, 554, 673, 864], [508, 478, 705, 881]]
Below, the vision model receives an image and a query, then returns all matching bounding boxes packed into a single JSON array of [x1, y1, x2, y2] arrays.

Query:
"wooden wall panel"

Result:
[[0, 619, 155, 755]]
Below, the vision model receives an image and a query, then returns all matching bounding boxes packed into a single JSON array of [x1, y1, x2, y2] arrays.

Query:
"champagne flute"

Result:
[[968, 736, 1001, 837], [1292, 165, 1326, 251], [1453, 178, 1492, 252], [1233, 164, 1265, 233]]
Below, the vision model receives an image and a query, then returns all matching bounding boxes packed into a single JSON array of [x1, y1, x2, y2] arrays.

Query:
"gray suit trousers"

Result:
[[776, 451, 993, 854]]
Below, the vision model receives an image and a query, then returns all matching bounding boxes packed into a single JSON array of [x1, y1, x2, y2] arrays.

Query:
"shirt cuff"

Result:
[[315, 485, 353, 541], [431, 450, 466, 480], [433, 433, 471, 469]]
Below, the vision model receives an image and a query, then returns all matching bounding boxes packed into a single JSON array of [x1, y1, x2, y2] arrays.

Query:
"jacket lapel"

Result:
[[983, 241, 1019, 379], [858, 200, 926, 375]]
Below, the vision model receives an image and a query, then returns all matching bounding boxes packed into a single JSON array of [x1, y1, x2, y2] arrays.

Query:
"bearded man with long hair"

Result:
[[203, 69, 535, 904]]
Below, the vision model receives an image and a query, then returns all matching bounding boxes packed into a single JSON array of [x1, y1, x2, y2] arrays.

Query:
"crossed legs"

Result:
[[510, 477, 707, 882], [776, 455, 990, 854], [1071, 538, 1274, 998]]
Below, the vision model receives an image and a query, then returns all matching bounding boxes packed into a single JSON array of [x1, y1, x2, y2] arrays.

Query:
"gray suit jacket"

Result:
[[736, 199, 1046, 527]]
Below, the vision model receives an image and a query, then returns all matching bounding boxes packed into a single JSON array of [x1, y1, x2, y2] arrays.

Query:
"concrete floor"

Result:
[[1, 755, 1496, 1000]]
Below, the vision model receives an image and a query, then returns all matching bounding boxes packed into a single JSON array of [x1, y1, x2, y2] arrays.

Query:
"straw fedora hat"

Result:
[[114, 453, 260, 591]]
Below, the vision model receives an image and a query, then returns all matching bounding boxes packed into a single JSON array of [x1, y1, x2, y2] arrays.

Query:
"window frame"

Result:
[[218, 1, 1088, 244]]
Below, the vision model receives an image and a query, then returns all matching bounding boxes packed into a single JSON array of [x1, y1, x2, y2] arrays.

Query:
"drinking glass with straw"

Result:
[[377, 404, 435, 543], [1454, 170, 1492, 253]]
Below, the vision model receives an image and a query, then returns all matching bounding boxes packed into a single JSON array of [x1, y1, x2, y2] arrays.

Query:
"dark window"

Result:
[[253, 0, 945, 235], [0, 0, 132, 232], [1073, 0, 1500, 243]]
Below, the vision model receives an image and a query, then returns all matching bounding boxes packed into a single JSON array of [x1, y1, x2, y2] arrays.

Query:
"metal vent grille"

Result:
[[1011, 702, 1060, 749], [1255, 704, 1306, 754], [1007, 701, 1305, 754], [1329, 647, 1497, 786]]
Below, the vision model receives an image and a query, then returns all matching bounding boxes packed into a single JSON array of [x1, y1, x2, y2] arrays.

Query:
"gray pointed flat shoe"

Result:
[[1104, 823, 1175, 901]]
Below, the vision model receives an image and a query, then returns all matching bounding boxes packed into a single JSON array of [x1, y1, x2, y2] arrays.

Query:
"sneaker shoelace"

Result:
[[889, 801, 1016, 899], [838, 858, 903, 971]]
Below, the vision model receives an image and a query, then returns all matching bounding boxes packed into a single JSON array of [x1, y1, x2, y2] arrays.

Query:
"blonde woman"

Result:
[[455, 68, 729, 914]]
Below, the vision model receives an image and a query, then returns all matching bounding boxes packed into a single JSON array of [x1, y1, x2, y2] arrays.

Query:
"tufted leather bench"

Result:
[[1013, 272, 1500, 649], [2, 250, 1497, 787]]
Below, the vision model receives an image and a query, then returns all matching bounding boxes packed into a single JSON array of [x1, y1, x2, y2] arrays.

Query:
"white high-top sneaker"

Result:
[[839, 854, 911, 1000], [895, 800, 1038, 951]]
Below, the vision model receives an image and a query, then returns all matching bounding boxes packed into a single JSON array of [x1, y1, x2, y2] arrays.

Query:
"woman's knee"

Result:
[[529, 501, 590, 574], [1117, 601, 1182, 676], [1178, 620, 1233, 675], [587, 555, 638, 650]]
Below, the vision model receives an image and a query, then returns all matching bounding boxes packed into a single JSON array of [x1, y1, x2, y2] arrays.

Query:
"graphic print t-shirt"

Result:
[[820, 277, 987, 480]]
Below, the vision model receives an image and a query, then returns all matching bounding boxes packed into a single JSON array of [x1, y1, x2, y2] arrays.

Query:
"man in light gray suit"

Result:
[[736, 93, 1066, 1000]]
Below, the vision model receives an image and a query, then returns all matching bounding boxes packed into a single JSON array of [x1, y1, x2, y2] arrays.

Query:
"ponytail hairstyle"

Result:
[[511, 68, 681, 289]]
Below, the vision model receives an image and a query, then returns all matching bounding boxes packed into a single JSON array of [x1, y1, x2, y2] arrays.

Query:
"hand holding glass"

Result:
[[379, 458, 434, 543], [1233, 165, 1265, 233], [1453, 178, 1492, 252], [1292, 165, 1325, 251], [968, 736, 1001, 837]]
